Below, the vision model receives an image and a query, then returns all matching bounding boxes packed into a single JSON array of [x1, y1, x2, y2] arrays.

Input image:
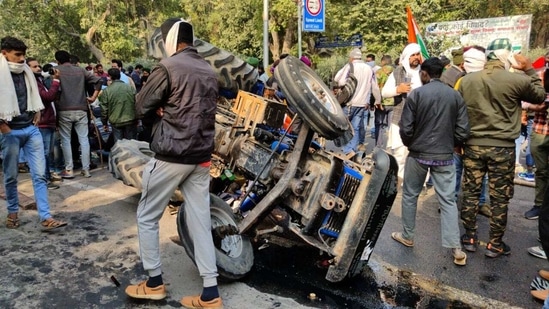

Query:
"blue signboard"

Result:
[[303, 0, 325, 32], [314, 34, 363, 48]]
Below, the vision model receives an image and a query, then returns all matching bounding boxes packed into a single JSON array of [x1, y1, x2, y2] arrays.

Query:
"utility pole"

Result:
[[297, 0, 302, 58], [263, 0, 269, 70]]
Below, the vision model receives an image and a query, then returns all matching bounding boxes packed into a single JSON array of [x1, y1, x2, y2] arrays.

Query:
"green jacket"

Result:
[[458, 60, 545, 147], [99, 80, 136, 127]]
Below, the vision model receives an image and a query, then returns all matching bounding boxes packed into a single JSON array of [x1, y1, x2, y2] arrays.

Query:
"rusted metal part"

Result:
[[238, 123, 314, 233]]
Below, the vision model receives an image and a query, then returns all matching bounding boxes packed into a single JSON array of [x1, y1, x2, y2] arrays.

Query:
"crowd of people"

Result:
[[3, 14, 549, 307], [327, 39, 549, 304]]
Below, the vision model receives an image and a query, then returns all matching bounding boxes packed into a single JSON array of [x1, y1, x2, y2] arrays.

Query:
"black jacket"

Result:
[[399, 79, 469, 161], [136, 47, 218, 164]]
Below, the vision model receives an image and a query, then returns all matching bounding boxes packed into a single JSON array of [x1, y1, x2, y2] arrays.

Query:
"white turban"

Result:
[[463, 48, 487, 73]]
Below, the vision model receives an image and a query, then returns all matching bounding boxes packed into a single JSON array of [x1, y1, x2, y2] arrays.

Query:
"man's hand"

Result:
[[511, 53, 533, 71], [397, 83, 411, 95], [156, 107, 164, 117], [52, 68, 60, 79], [0, 122, 11, 134], [33, 111, 41, 126]]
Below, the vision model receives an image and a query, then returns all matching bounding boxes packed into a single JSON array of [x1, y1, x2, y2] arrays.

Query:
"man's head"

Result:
[[111, 59, 123, 70], [27, 57, 41, 73], [107, 68, 121, 81], [1, 36, 27, 63], [349, 48, 362, 62], [134, 64, 143, 73], [419, 57, 444, 84], [486, 38, 514, 69], [366, 54, 375, 62], [161, 18, 194, 56], [95, 63, 104, 74], [380, 55, 392, 66], [463, 45, 487, 73], [55, 50, 71, 64], [400, 43, 422, 70]]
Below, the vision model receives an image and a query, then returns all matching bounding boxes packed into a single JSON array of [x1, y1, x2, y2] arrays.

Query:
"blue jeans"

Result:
[[360, 108, 372, 144], [401, 156, 460, 248], [454, 153, 488, 204], [0, 125, 52, 221], [39, 127, 55, 180], [58, 110, 90, 171], [544, 293, 549, 309], [342, 106, 365, 154]]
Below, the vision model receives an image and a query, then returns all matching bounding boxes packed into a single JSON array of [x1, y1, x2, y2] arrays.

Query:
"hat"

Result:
[[451, 48, 464, 65], [486, 38, 511, 60], [349, 48, 362, 59], [300, 56, 312, 67], [246, 57, 259, 67]]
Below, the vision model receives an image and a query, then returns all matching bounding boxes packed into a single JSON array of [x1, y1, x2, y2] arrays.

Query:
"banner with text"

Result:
[[425, 15, 532, 51]]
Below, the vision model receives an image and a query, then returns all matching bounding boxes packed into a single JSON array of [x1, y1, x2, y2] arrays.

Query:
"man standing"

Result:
[[0, 36, 66, 230], [458, 38, 546, 258], [54, 50, 102, 179], [27, 57, 61, 190], [124, 18, 222, 308], [374, 54, 394, 147], [440, 48, 465, 88], [391, 57, 469, 266], [99, 68, 137, 142], [382, 43, 423, 179], [111, 59, 136, 90], [131, 64, 143, 93], [334, 48, 380, 158]]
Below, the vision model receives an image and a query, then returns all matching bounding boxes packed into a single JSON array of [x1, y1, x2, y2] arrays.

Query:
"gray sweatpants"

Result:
[[136, 158, 218, 287]]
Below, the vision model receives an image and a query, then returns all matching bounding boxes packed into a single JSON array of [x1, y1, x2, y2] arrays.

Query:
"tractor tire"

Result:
[[274, 56, 350, 142], [177, 194, 254, 281], [108, 139, 154, 190], [147, 28, 257, 93]]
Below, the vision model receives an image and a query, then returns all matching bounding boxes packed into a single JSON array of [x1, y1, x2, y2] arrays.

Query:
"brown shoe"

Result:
[[391, 232, 414, 247], [531, 289, 549, 301], [539, 269, 549, 281], [125, 280, 166, 300], [180, 295, 223, 309]]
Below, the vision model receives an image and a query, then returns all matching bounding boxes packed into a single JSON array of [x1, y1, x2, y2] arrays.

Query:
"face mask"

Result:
[[41, 72, 50, 78], [8, 62, 25, 74], [366, 61, 375, 68]]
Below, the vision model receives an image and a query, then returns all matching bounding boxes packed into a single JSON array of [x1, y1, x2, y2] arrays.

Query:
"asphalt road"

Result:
[[0, 147, 543, 309]]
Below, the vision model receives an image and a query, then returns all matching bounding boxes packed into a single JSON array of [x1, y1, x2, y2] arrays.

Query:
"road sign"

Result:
[[303, 0, 325, 32], [314, 34, 363, 48]]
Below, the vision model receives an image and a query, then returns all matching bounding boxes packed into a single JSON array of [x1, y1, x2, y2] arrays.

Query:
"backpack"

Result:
[[334, 62, 357, 107]]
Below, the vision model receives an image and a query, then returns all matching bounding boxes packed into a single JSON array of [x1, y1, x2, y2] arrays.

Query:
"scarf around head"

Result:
[[165, 18, 194, 57], [463, 48, 487, 73], [399, 43, 422, 89], [0, 55, 44, 121], [486, 38, 517, 70]]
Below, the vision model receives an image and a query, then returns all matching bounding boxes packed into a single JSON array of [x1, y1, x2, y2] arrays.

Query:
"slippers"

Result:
[[6, 216, 20, 229], [41, 218, 67, 231]]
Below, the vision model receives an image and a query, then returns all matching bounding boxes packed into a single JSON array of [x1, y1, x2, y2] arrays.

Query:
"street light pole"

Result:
[[263, 0, 269, 70], [297, 0, 302, 58]]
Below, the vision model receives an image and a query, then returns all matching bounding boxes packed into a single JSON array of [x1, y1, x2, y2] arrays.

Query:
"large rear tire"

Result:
[[274, 56, 350, 141], [177, 194, 254, 281]]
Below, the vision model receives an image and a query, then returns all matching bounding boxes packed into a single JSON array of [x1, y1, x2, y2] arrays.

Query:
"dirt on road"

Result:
[[0, 168, 312, 309]]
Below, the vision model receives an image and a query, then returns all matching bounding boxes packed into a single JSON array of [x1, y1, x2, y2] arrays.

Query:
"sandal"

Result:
[[6, 215, 20, 229], [41, 218, 67, 231]]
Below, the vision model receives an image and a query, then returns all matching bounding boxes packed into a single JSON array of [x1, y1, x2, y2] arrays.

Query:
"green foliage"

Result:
[[0, 0, 547, 73]]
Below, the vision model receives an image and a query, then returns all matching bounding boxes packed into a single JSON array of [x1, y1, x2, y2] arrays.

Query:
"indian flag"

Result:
[[406, 5, 429, 59]]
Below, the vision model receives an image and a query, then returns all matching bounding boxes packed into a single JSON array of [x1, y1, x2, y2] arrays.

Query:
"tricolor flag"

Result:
[[406, 5, 429, 59]]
